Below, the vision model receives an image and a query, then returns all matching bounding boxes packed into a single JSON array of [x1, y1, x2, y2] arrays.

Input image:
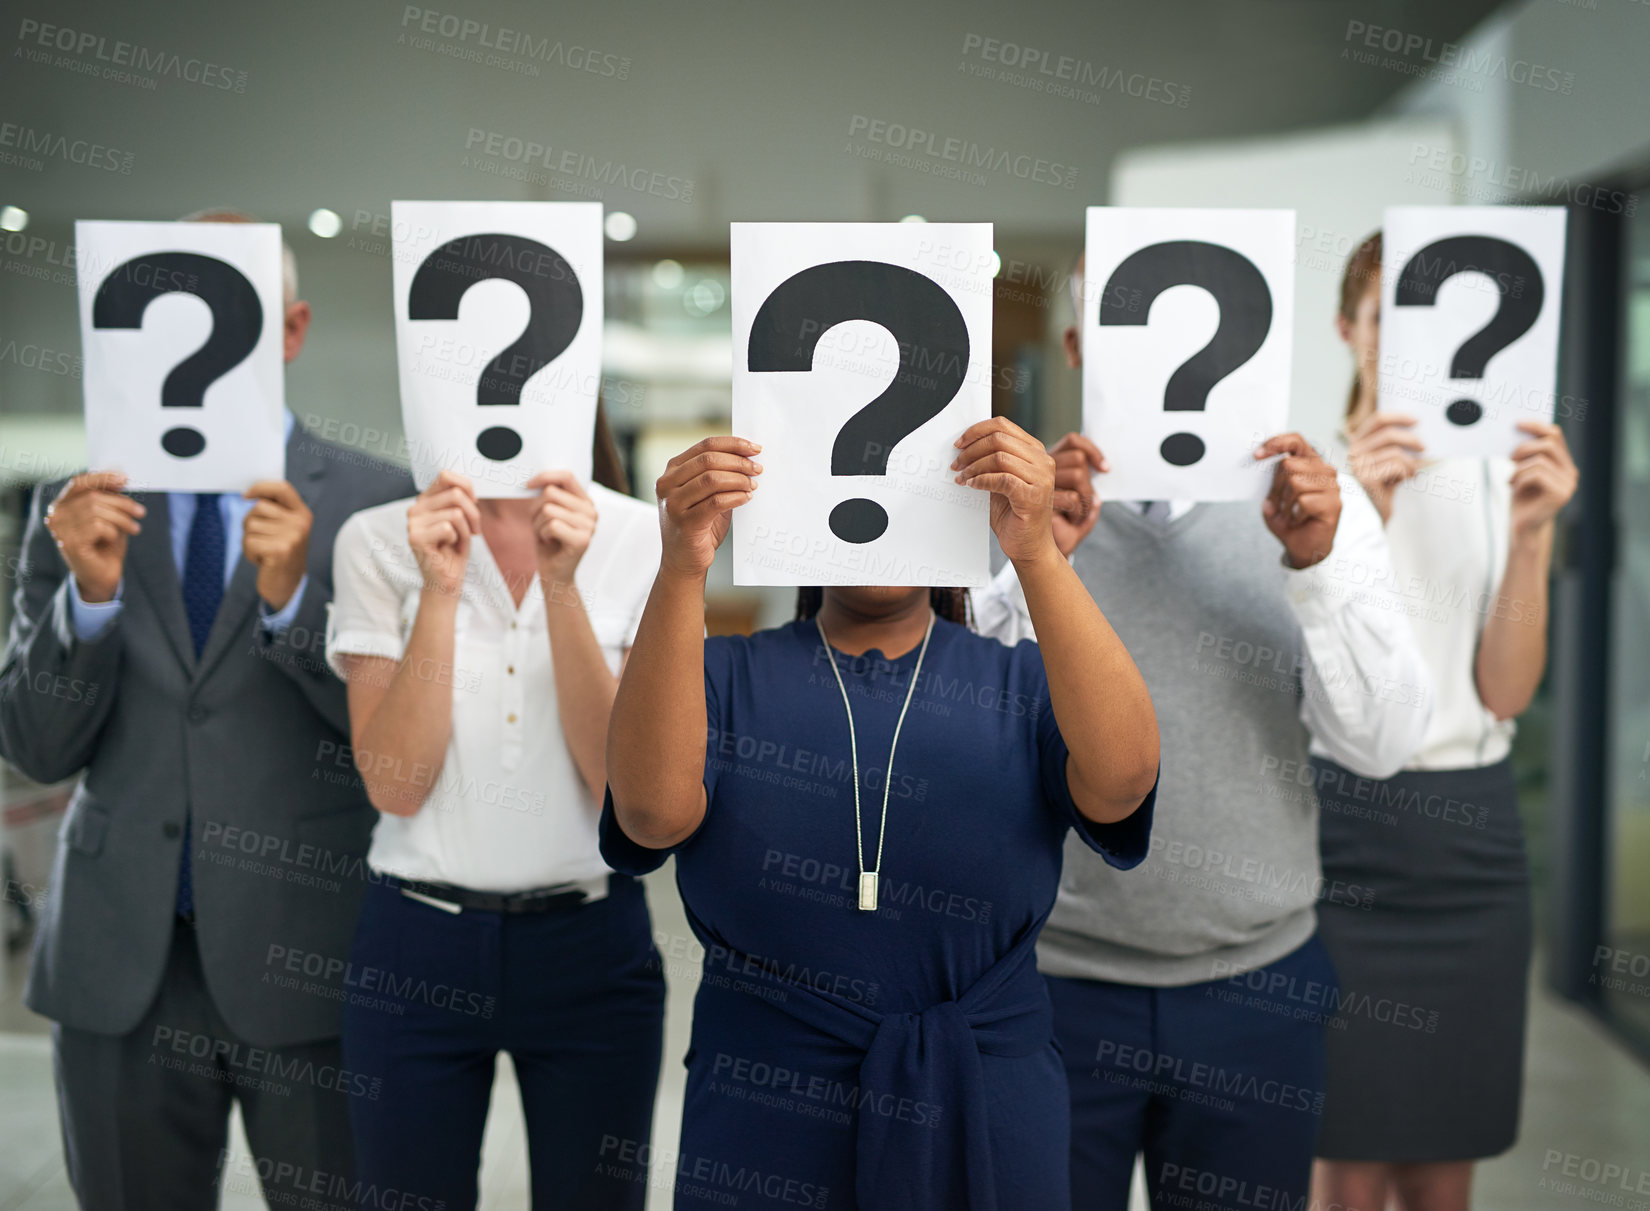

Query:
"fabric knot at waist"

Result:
[[703, 926, 1053, 1211]]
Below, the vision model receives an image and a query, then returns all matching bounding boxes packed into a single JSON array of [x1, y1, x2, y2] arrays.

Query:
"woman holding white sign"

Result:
[[603, 417, 1160, 1210], [1311, 234, 1578, 1211], [325, 407, 665, 1211]]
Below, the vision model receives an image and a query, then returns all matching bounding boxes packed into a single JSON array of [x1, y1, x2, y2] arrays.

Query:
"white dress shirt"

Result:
[[325, 484, 660, 893], [972, 480, 1434, 779], [1340, 447, 1516, 770]]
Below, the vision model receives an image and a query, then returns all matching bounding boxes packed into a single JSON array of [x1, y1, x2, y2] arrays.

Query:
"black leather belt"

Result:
[[393, 875, 618, 915]]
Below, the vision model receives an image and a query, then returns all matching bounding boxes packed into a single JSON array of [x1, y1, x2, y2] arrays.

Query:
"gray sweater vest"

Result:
[[1038, 503, 1324, 986]]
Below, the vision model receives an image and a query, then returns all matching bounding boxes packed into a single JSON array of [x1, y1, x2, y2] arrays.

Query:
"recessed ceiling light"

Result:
[[605, 211, 637, 241], [652, 259, 684, 289], [0, 206, 29, 232], [308, 208, 342, 238]]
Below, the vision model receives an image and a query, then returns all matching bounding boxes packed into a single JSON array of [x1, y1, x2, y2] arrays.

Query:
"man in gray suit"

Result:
[[0, 213, 412, 1210]]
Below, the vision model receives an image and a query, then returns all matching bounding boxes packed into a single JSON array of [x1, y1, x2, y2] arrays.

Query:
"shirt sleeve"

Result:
[[1292, 474, 1434, 778], [324, 511, 409, 676], [67, 575, 124, 642], [970, 560, 1038, 645], [598, 635, 730, 876], [1026, 642, 1155, 869], [258, 573, 308, 633]]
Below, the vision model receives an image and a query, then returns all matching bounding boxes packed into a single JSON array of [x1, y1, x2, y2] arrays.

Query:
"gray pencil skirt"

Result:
[[1311, 755, 1532, 1163]]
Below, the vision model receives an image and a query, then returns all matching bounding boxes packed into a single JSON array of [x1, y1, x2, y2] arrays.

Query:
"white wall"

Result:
[[1108, 117, 1458, 447]]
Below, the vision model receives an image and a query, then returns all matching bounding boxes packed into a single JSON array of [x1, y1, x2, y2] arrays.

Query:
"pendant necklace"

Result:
[[814, 611, 935, 912]]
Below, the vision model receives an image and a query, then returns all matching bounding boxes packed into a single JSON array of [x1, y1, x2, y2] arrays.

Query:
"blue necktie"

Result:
[[176, 493, 225, 918]]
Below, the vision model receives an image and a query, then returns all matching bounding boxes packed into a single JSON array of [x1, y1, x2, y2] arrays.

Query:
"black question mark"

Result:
[[408, 233, 583, 462], [91, 252, 263, 459], [748, 260, 970, 544], [1393, 235, 1543, 428], [1099, 240, 1273, 467]]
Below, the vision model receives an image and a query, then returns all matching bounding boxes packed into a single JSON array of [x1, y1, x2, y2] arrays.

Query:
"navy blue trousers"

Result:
[[1049, 935, 1337, 1211], [342, 876, 666, 1211]]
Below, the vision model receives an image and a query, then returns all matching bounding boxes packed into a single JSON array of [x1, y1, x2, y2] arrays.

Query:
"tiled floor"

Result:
[[4, 866, 1649, 1211]]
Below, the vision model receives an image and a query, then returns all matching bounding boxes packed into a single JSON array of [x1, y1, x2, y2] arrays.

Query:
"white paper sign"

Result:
[[1380, 206, 1567, 459], [77, 220, 285, 492], [731, 223, 993, 587], [1083, 207, 1295, 501], [391, 201, 602, 496]]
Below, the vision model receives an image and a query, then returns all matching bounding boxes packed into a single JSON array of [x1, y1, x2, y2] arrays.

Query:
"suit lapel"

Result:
[[124, 492, 196, 674], [192, 424, 331, 684]]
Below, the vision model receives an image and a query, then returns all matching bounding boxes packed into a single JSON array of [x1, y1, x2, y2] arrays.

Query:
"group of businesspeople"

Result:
[[0, 210, 1579, 1211]]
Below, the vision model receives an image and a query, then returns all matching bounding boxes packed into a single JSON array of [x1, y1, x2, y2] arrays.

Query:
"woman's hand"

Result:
[[527, 469, 598, 588], [407, 470, 480, 595], [655, 436, 762, 578], [1046, 432, 1108, 557], [1346, 411, 1423, 522], [953, 417, 1060, 566], [1508, 420, 1578, 539]]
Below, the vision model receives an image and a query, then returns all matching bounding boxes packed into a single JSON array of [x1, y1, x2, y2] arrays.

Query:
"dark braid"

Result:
[[794, 587, 973, 629]]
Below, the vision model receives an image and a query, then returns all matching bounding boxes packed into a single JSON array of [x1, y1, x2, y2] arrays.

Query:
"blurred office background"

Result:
[[1, 0, 1648, 1207]]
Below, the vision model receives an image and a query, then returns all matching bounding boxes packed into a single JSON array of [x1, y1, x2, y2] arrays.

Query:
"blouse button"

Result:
[[507, 665, 515, 675], [507, 713, 518, 724]]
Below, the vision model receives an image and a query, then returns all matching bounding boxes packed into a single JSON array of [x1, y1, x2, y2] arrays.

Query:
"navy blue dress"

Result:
[[601, 617, 1154, 1211]]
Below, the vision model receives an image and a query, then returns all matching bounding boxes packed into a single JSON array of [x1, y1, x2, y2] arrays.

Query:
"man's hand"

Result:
[[1256, 433, 1341, 570], [1047, 432, 1108, 557], [953, 417, 1061, 566], [243, 480, 313, 610], [44, 472, 143, 603]]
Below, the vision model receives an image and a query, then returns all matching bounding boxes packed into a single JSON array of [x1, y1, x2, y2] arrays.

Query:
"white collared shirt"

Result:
[[325, 484, 660, 892]]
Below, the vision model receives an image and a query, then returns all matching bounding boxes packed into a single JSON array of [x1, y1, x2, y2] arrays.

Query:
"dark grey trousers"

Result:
[[52, 918, 356, 1211]]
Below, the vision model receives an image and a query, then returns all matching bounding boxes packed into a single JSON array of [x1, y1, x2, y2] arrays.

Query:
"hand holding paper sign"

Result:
[[1345, 412, 1424, 523], [951, 417, 1063, 566], [241, 480, 312, 610], [657, 437, 764, 579], [43, 472, 145, 604], [1047, 432, 1109, 557], [407, 470, 482, 596], [526, 469, 600, 584], [1508, 420, 1578, 539], [1256, 434, 1342, 570]]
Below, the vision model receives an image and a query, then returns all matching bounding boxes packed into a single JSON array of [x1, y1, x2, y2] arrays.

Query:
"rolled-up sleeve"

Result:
[[324, 512, 409, 676]]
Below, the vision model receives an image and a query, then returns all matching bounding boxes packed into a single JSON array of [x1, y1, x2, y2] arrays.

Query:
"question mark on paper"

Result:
[[408, 233, 583, 462], [1099, 240, 1272, 467], [1394, 235, 1543, 427], [92, 252, 263, 459], [748, 260, 969, 544]]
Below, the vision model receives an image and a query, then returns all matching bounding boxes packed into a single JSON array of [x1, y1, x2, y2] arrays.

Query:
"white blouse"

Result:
[[1349, 445, 1517, 771], [325, 484, 660, 892]]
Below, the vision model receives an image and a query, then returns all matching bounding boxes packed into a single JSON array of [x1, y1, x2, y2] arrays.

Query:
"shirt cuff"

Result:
[[259, 574, 308, 634], [67, 576, 123, 642]]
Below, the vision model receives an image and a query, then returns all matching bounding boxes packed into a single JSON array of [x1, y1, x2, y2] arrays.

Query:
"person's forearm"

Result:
[[1475, 524, 1552, 721], [1015, 548, 1159, 821], [354, 589, 457, 815], [541, 572, 619, 800], [606, 567, 709, 847]]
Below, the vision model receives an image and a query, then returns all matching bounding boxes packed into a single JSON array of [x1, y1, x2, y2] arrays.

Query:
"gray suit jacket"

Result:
[[0, 424, 413, 1046]]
